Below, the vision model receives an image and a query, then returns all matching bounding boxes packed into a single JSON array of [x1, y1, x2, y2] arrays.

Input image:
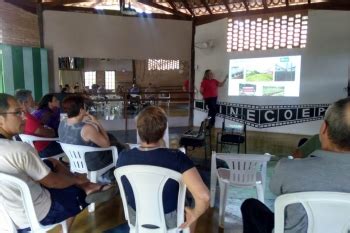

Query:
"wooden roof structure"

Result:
[[6, 0, 350, 25]]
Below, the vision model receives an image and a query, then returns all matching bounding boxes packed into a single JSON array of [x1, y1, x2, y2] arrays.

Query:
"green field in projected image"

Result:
[[246, 70, 273, 82], [263, 86, 285, 96]]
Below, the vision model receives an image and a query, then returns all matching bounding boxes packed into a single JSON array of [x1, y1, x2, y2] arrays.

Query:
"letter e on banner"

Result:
[[298, 108, 314, 119], [243, 108, 260, 123]]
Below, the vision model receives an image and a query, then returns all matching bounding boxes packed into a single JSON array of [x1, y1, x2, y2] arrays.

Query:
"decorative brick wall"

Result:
[[0, 0, 40, 47]]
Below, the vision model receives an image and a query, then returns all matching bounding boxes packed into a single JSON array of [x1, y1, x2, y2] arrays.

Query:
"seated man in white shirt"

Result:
[[0, 93, 114, 232]]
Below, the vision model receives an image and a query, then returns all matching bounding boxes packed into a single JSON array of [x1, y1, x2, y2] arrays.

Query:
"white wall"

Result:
[[194, 10, 350, 135], [43, 10, 192, 91], [84, 58, 133, 72]]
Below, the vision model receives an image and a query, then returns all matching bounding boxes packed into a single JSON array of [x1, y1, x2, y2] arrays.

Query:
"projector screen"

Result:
[[228, 55, 301, 97]]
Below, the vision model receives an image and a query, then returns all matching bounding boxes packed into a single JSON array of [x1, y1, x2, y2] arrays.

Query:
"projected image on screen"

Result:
[[228, 56, 301, 97]]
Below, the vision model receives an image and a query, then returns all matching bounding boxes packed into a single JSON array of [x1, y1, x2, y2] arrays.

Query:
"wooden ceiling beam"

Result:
[[166, 0, 178, 11], [42, 0, 90, 6], [242, 0, 249, 11], [200, 0, 213, 14], [262, 0, 268, 9], [42, 4, 192, 20], [195, 1, 350, 25], [286, 0, 289, 7], [138, 0, 191, 19], [223, 0, 231, 13], [181, 0, 195, 16]]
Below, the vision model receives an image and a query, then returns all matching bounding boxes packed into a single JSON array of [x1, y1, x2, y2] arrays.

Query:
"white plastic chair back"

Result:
[[178, 147, 186, 154], [18, 134, 59, 148], [127, 144, 186, 159], [58, 142, 117, 175], [127, 144, 185, 154], [210, 152, 271, 226], [275, 192, 350, 233], [18, 134, 65, 160], [114, 165, 189, 233], [0, 173, 67, 233], [158, 91, 171, 107], [214, 152, 271, 187], [58, 142, 118, 212], [127, 143, 140, 149], [137, 123, 170, 148], [0, 198, 16, 233]]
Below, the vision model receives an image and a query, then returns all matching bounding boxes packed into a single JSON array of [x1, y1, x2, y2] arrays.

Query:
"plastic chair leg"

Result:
[[88, 171, 98, 183], [218, 181, 228, 228], [61, 220, 68, 233], [210, 172, 217, 208], [256, 183, 265, 204], [88, 203, 95, 213], [88, 171, 98, 213]]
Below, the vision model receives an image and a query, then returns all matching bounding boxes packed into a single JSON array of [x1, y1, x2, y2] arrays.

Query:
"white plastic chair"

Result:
[[178, 147, 186, 154], [114, 165, 189, 233], [0, 199, 16, 233], [210, 152, 271, 227], [127, 143, 185, 155], [58, 142, 118, 212], [158, 91, 170, 108], [127, 143, 140, 149], [0, 173, 68, 233], [274, 191, 350, 233], [18, 134, 65, 160]]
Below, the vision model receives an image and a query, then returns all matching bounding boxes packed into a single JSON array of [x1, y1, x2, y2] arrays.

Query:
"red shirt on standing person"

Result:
[[200, 79, 219, 99], [199, 69, 228, 128], [183, 79, 190, 92]]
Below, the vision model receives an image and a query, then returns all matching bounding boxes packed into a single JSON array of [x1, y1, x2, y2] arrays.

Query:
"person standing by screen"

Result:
[[200, 69, 228, 128], [183, 79, 189, 92]]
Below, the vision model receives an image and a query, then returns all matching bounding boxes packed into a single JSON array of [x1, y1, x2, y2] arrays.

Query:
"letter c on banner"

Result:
[[264, 110, 275, 122]]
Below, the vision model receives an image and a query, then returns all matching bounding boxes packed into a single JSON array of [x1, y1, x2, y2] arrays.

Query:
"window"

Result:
[[84, 71, 96, 88], [148, 59, 180, 71], [105, 71, 115, 90], [227, 12, 308, 52]]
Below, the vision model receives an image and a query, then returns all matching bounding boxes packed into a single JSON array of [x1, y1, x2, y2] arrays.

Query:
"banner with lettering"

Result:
[[195, 100, 329, 128]]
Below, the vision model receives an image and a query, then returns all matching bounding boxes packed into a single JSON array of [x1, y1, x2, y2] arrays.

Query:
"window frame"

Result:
[[105, 70, 116, 90], [84, 71, 96, 89]]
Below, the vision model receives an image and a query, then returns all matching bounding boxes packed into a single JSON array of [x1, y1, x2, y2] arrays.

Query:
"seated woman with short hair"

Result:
[[117, 106, 210, 232], [59, 95, 126, 180]]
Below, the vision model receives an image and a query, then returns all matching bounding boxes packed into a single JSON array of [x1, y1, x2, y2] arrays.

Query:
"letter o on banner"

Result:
[[284, 110, 293, 120]]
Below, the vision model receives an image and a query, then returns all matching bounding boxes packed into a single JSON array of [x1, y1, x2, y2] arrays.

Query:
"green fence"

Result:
[[0, 44, 48, 101]]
